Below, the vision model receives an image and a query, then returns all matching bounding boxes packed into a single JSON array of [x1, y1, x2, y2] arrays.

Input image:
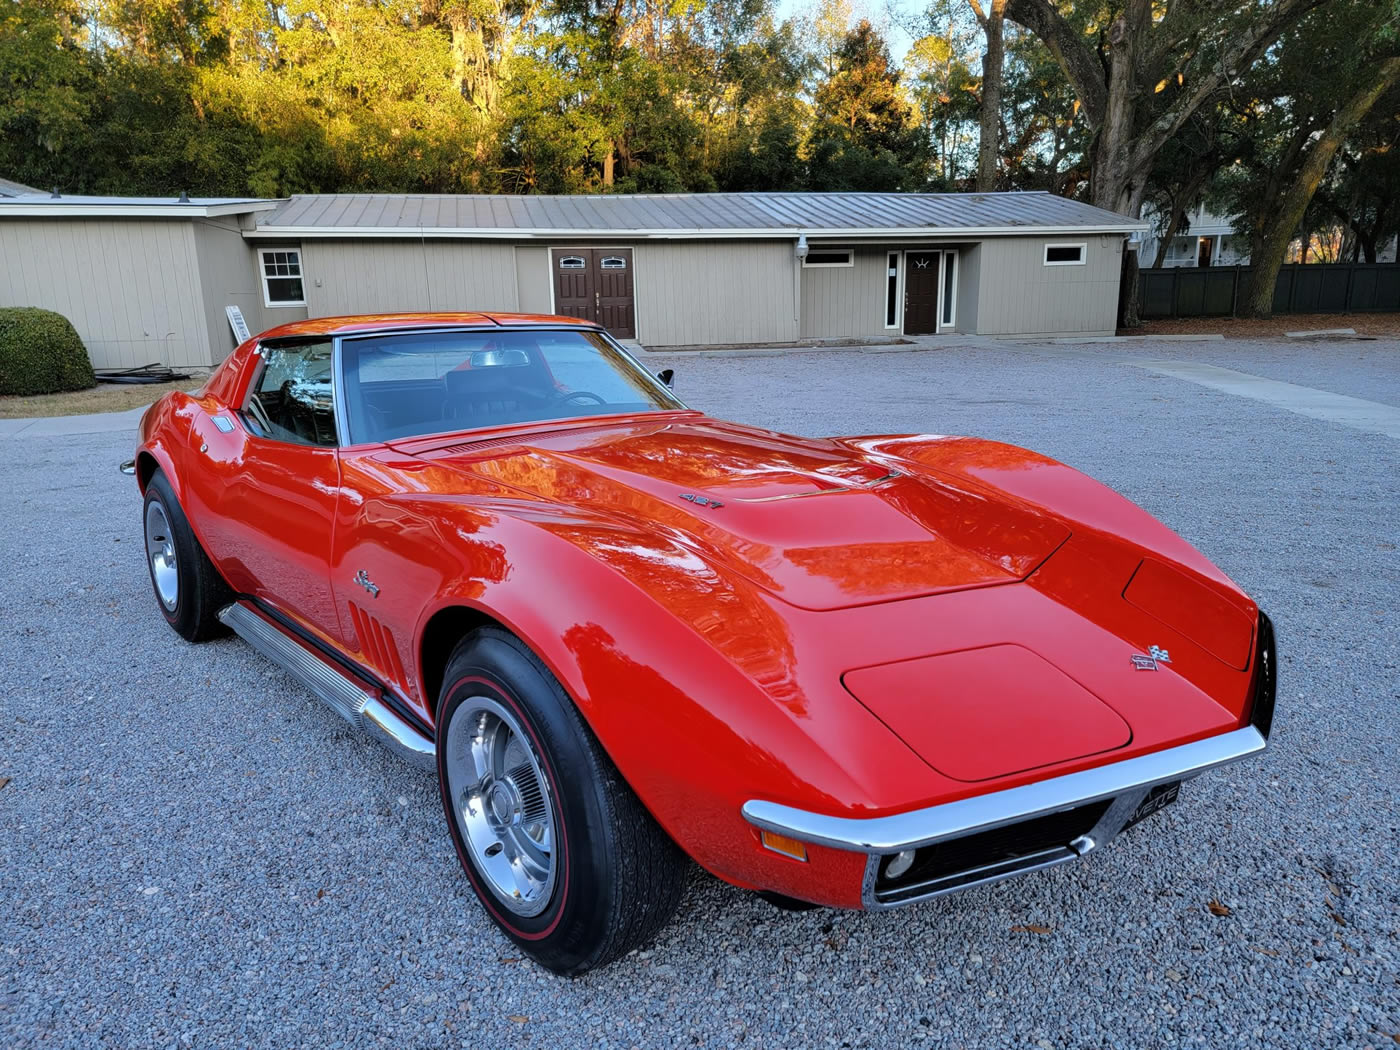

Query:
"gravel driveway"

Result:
[[3, 336, 1397, 1049]]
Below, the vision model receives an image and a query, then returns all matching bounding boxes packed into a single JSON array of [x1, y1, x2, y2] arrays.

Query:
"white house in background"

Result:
[[1140, 204, 1249, 268], [1141, 202, 1398, 267]]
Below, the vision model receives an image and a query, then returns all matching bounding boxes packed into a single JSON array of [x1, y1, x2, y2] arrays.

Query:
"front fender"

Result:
[[339, 492, 926, 905]]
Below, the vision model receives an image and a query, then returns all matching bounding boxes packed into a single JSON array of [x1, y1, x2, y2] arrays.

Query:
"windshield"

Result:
[[340, 328, 684, 444]]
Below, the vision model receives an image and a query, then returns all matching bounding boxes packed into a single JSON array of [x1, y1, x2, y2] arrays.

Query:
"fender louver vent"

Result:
[[349, 603, 407, 684]]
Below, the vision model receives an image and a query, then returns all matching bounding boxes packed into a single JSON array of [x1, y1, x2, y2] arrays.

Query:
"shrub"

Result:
[[0, 307, 96, 396]]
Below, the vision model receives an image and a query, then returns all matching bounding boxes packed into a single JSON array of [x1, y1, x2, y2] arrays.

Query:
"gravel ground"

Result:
[[3, 337, 1397, 1049], [1098, 336, 1400, 405], [1131, 313, 1400, 338]]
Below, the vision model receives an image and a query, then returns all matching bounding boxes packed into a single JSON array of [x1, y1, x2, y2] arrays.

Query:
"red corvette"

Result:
[[126, 312, 1275, 974]]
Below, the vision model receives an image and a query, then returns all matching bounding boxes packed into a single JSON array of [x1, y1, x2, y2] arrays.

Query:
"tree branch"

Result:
[[1244, 55, 1400, 315], [1005, 0, 1108, 127], [1128, 0, 1324, 176]]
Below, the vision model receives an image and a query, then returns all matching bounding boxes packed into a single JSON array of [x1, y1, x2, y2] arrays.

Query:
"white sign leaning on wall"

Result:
[[225, 305, 252, 345]]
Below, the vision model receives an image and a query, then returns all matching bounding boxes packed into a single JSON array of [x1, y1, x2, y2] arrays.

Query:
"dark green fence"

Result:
[[1138, 263, 1400, 319]]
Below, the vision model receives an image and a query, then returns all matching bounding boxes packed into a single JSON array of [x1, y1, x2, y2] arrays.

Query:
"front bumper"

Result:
[[743, 611, 1277, 910], [744, 725, 1265, 908]]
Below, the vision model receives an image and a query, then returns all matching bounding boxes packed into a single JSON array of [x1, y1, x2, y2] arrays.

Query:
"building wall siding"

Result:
[[0, 217, 211, 369], [954, 243, 981, 333], [514, 246, 552, 313], [194, 219, 294, 361], [298, 240, 520, 316], [633, 241, 796, 346], [799, 248, 888, 339], [974, 234, 1123, 336]]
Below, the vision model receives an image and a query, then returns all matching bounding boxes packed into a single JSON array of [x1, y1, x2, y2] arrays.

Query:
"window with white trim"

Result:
[[941, 250, 957, 327], [259, 249, 306, 307], [884, 252, 900, 328], [802, 248, 854, 268], [1043, 243, 1086, 266]]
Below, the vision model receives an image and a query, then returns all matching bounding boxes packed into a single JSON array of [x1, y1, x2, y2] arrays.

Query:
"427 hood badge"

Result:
[[1131, 645, 1171, 671]]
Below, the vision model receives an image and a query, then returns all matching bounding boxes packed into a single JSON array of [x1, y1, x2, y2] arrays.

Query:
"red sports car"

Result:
[[126, 312, 1275, 975]]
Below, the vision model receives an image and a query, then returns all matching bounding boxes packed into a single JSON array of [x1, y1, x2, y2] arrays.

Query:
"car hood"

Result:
[[404, 415, 1070, 611]]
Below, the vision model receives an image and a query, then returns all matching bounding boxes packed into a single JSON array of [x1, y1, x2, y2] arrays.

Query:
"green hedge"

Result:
[[0, 307, 96, 396]]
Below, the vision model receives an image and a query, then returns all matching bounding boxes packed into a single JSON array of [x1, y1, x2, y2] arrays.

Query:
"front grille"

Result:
[[873, 799, 1112, 904]]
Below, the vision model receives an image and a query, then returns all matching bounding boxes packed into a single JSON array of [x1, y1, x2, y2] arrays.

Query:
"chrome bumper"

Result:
[[742, 726, 1266, 909]]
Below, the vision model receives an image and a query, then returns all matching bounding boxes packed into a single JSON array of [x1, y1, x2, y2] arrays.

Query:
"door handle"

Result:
[[595, 291, 600, 309]]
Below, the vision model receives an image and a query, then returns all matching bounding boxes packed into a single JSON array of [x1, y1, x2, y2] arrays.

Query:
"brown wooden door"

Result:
[[553, 250, 595, 323], [593, 249, 635, 338], [552, 249, 636, 339], [904, 251, 941, 334]]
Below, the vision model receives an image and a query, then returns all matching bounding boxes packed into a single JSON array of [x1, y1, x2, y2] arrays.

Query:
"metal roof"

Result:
[[250, 191, 1145, 240], [0, 194, 280, 218], [0, 177, 41, 198]]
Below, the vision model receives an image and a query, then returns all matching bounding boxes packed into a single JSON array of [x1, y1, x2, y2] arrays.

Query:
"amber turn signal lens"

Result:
[[760, 830, 808, 862]]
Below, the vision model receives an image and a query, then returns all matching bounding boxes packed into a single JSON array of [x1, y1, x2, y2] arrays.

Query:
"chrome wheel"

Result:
[[144, 500, 179, 611], [443, 695, 557, 916]]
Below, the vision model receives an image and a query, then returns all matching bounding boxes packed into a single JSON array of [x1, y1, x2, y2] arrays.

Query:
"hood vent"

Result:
[[434, 435, 529, 457]]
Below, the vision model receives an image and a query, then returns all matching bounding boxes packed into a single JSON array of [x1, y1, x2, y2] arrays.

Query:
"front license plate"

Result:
[[1125, 781, 1180, 829]]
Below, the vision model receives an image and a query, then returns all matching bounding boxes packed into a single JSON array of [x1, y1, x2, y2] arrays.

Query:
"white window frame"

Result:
[[1043, 242, 1087, 267], [939, 249, 958, 331], [801, 248, 855, 268], [258, 248, 307, 308], [884, 251, 902, 329]]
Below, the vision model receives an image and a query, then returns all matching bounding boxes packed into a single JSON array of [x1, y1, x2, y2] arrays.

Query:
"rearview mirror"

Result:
[[470, 348, 529, 368], [656, 368, 674, 388]]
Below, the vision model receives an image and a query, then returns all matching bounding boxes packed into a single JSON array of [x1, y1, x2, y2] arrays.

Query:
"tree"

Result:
[[1317, 96, 1400, 263], [0, 0, 97, 189], [1004, 0, 1327, 323], [710, 13, 811, 190], [809, 19, 926, 189], [1242, 57, 1400, 315], [1142, 114, 1234, 268], [995, 26, 1087, 194], [905, 29, 980, 187], [1210, 0, 1400, 315], [967, 0, 1007, 190], [423, 0, 540, 120]]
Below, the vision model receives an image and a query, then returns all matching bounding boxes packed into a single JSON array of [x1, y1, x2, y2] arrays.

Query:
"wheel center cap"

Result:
[[487, 782, 517, 825]]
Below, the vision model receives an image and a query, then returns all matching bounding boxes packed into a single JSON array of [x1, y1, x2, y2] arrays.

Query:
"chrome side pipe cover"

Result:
[[219, 601, 436, 771]]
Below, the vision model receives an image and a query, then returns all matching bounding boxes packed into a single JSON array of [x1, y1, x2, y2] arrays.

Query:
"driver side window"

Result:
[[244, 342, 337, 447]]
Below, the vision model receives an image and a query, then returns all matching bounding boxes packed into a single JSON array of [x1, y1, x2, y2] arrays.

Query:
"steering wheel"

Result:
[[551, 390, 608, 407]]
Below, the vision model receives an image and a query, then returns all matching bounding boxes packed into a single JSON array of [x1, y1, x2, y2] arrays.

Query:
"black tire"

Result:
[[436, 627, 687, 975], [142, 470, 232, 642]]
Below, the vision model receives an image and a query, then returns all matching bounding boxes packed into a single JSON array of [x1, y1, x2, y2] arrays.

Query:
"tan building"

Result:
[[0, 190, 1145, 370]]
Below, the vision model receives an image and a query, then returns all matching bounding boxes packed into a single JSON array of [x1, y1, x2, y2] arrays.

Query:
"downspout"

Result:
[[793, 234, 807, 342]]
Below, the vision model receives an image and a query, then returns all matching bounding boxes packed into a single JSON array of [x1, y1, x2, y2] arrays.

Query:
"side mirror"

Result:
[[657, 368, 674, 389]]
